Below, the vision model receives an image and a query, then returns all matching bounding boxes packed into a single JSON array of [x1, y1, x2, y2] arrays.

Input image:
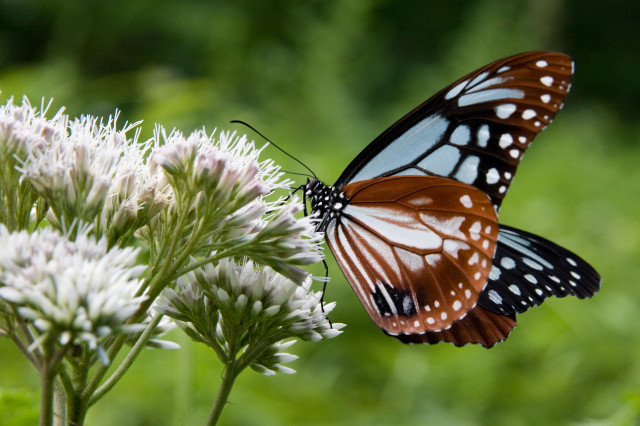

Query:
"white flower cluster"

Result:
[[18, 112, 169, 245], [0, 226, 146, 363], [0, 96, 66, 163], [156, 259, 344, 375], [149, 128, 270, 220], [146, 128, 323, 282]]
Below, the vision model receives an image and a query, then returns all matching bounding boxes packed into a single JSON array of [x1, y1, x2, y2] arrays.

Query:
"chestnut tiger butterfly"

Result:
[[305, 51, 600, 347]]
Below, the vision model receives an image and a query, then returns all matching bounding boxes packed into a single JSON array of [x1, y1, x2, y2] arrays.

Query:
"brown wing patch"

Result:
[[327, 175, 499, 335], [394, 305, 516, 348]]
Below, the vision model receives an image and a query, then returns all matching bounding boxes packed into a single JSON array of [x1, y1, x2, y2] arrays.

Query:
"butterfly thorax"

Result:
[[306, 179, 347, 232]]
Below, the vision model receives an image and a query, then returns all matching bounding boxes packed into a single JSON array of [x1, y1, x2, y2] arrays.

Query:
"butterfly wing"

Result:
[[395, 305, 516, 348], [479, 225, 601, 315], [325, 175, 499, 337], [335, 51, 574, 210]]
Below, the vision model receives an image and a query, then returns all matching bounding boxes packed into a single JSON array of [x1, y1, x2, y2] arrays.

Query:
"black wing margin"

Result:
[[478, 224, 601, 315]]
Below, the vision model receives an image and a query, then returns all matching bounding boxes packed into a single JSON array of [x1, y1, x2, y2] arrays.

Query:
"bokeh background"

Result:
[[1, 0, 639, 424]]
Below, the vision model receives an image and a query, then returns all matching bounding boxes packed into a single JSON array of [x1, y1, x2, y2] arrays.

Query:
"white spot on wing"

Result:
[[540, 76, 554, 87], [417, 145, 460, 176], [450, 125, 471, 145], [402, 294, 413, 314], [454, 155, 480, 184], [477, 124, 490, 148], [522, 109, 536, 120], [443, 239, 470, 258], [523, 258, 544, 271], [459, 194, 473, 208], [489, 265, 501, 280], [395, 247, 425, 273], [486, 168, 500, 184], [501, 257, 516, 269], [453, 300, 462, 311], [536, 60, 549, 68], [499, 133, 513, 148], [445, 79, 469, 100], [468, 71, 490, 88], [498, 230, 555, 270], [460, 89, 524, 107], [469, 221, 482, 240], [495, 103, 517, 118], [488, 289, 502, 304], [376, 281, 398, 315], [467, 76, 504, 92], [420, 215, 466, 240], [425, 253, 442, 266], [540, 94, 551, 103]]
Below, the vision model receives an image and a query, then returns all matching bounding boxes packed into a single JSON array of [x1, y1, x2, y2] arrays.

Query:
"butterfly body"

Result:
[[306, 51, 600, 347]]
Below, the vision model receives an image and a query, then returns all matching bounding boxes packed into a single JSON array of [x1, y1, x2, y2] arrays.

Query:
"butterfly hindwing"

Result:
[[325, 175, 499, 337], [479, 225, 601, 315], [395, 305, 516, 348], [335, 51, 574, 210]]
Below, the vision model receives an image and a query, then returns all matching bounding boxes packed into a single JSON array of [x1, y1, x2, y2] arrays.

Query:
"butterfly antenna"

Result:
[[231, 120, 317, 179]]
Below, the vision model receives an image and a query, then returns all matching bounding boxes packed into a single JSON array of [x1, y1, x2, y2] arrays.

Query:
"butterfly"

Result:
[[305, 51, 601, 347]]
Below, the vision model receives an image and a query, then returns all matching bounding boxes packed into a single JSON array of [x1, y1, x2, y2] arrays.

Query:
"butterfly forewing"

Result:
[[325, 175, 499, 336], [479, 225, 601, 315], [335, 51, 574, 210]]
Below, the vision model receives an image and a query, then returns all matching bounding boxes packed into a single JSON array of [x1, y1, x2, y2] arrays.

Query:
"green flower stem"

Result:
[[206, 333, 280, 425], [206, 358, 239, 426], [54, 378, 67, 426], [83, 213, 204, 407], [89, 313, 164, 406], [40, 339, 70, 426], [67, 342, 101, 426], [40, 362, 55, 426], [1, 185, 18, 231]]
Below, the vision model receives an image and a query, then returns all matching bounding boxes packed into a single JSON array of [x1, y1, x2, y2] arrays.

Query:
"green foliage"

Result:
[[1, 0, 639, 424], [0, 388, 39, 426]]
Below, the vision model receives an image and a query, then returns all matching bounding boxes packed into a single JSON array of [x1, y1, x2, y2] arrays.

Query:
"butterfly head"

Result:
[[305, 179, 347, 232]]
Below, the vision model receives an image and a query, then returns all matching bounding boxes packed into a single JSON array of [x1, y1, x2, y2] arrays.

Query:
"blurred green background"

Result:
[[1, 0, 639, 424]]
